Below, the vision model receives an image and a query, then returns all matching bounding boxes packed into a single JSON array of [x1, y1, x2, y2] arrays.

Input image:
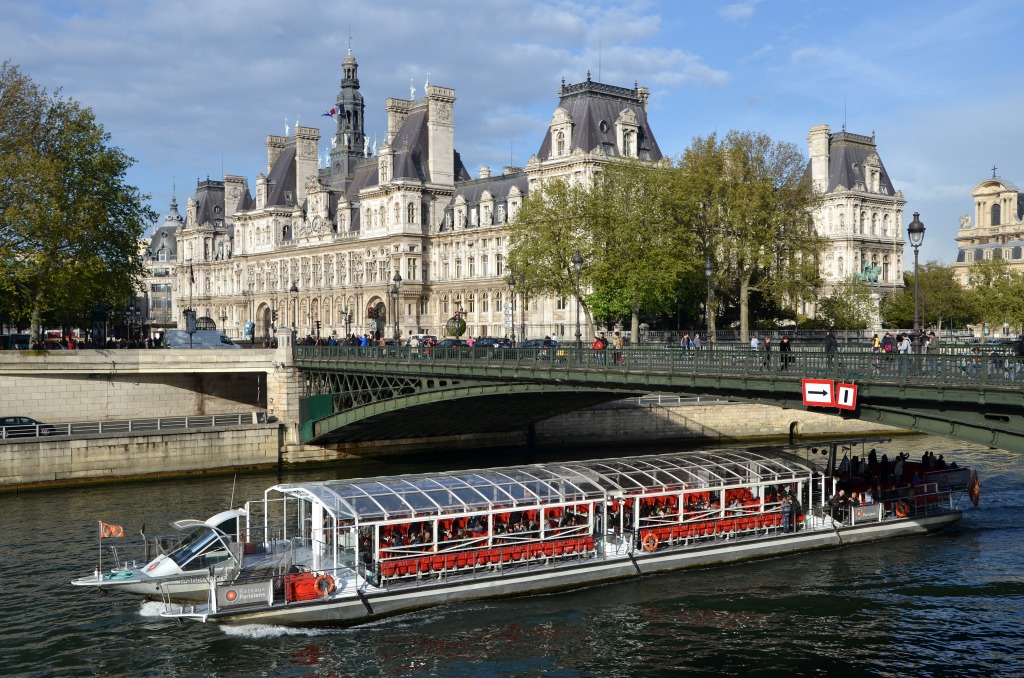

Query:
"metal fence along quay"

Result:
[[0, 412, 270, 442]]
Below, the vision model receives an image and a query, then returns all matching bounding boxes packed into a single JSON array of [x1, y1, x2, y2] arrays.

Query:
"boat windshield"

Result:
[[169, 528, 231, 570]]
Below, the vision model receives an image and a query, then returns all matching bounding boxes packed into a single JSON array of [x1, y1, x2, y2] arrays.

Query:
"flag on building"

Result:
[[99, 521, 125, 538], [322, 107, 337, 118]]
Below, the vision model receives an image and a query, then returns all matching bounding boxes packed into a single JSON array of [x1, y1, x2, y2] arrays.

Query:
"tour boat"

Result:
[[72, 509, 261, 603], [86, 444, 977, 626]]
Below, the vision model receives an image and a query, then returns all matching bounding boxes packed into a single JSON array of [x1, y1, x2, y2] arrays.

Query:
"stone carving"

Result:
[[960, 214, 971, 229], [436, 102, 452, 123], [856, 263, 882, 283]]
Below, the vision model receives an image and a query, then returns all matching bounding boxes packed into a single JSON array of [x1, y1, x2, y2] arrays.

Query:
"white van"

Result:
[[162, 329, 240, 349]]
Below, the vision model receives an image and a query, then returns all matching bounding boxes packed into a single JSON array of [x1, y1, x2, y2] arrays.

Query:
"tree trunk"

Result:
[[739, 274, 750, 346], [631, 308, 640, 345]]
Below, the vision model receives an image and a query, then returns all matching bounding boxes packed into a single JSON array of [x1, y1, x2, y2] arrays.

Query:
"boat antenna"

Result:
[[229, 474, 237, 509]]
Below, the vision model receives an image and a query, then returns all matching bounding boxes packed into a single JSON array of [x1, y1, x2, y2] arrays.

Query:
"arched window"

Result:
[[838, 213, 845, 231], [991, 203, 1001, 226], [623, 131, 634, 157], [871, 214, 877, 235], [467, 294, 476, 313], [482, 293, 489, 313], [442, 295, 449, 315], [859, 212, 866, 235], [556, 131, 565, 157], [407, 202, 415, 224]]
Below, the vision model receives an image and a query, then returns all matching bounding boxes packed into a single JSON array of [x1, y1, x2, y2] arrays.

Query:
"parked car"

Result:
[[0, 416, 57, 439], [520, 337, 561, 360], [162, 329, 240, 349], [432, 338, 471, 358], [471, 337, 512, 358]]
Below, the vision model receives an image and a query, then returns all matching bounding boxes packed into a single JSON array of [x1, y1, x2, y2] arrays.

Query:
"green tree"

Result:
[[508, 160, 697, 341], [965, 258, 1024, 334], [676, 131, 825, 341], [816, 276, 875, 330], [879, 262, 976, 330], [0, 61, 155, 339]]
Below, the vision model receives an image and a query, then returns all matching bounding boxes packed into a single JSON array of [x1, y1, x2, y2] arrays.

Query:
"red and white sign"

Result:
[[836, 382, 858, 410], [801, 379, 835, 406]]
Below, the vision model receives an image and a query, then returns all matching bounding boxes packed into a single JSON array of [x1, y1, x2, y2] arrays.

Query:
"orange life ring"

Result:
[[146, 561, 159, 573], [894, 500, 910, 518], [642, 533, 659, 552], [314, 573, 336, 598]]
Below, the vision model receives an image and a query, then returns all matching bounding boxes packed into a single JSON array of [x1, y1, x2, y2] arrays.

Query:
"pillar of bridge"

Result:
[[268, 328, 302, 444]]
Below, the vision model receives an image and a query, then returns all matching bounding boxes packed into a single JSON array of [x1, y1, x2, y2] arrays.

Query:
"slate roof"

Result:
[[191, 180, 226, 227], [265, 146, 297, 207], [388, 107, 470, 183], [821, 131, 897, 195], [535, 78, 662, 161], [957, 241, 1024, 262], [452, 171, 528, 204]]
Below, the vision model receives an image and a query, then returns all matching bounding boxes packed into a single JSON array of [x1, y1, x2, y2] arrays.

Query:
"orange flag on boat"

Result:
[[99, 521, 124, 538], [966, 471, 981, 508]]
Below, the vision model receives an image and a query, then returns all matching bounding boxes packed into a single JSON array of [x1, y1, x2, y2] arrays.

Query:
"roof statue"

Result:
[[284, 118, 289, 136]]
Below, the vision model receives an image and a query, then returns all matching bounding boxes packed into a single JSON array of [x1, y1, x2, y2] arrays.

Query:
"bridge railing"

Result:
[[0, 411, 271, 442], [294, 345, 1024, 387]]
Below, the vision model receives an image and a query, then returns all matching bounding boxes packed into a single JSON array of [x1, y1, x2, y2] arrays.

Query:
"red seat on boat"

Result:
[[554, 541, 565, 555], [445, 554, 457, 569], [585, 537, 595, 551], [543, 543, 554, 557], [456, 553, 469, 568], [564, 540, 576, 554], [510, 546, 523, 561], [432, 557, 444, 571], [489, 549, 501, 564], [381, 561, 396, 578]]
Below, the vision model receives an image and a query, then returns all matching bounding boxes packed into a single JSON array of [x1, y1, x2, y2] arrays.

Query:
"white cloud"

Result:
[[719, 0, 761, 22]]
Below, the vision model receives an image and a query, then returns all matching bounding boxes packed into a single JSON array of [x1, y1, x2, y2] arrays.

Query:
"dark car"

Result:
[[432, 338, 471, 358], [520, 338, 561, 360], [0, 416, 57, 439], [473, 336, 512, 350]]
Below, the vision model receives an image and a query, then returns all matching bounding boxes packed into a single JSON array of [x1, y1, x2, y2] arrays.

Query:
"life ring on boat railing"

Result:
[[146, 561, 159, 573], [641, 533, 659, 552], [894, 500, 910, 518], [314, 573, 336, 598]]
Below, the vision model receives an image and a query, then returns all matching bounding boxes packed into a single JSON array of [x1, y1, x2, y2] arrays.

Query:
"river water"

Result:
[[2, 435, 1021, 677]]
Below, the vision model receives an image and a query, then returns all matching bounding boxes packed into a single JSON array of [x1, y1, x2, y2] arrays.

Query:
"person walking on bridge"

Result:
[[824, 330, 838, 369]]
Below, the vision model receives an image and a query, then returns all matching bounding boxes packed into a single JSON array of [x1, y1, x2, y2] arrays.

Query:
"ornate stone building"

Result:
[[150, 51, 662, 342], [952, 175, 1024, 286], [806, 125, 906, 321]]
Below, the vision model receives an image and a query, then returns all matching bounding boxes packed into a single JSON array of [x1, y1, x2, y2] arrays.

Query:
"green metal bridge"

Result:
[[295, 345, 1024, 452]]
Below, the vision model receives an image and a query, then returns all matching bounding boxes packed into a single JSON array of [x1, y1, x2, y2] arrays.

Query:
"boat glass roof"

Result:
[[269, 448, 818, 522]]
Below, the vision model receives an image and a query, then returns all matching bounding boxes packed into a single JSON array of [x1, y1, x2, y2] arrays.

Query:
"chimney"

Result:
[[807, 125, 830, 193]]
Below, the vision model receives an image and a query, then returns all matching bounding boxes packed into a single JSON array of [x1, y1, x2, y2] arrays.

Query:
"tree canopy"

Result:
[[676, 131, 826, 340], [0, 61, 155, 337], [879, 262, 976, 330], [816, 276, 875, 330]]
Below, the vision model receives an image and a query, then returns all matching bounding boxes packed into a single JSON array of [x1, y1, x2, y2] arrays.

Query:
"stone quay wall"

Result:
[[534, 399, 900, 446], [0, 425, 280, 491]]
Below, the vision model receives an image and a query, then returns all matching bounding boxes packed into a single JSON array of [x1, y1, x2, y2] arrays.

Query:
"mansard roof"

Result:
[[452, 171, 528, 204], [823, 131, 897, 195], [535, 76, 662, 161], [265, 146, 297, 208], [388, 107, 470, 183], [192, 179, 226, 227]]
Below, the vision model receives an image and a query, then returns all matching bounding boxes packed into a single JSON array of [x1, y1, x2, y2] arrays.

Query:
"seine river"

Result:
[[2, 435, 1021, 677]]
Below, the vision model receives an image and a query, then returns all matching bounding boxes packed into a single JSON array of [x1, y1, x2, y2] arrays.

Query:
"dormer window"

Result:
[[615, 108, 640, 158], [549, 108, 573, 160]]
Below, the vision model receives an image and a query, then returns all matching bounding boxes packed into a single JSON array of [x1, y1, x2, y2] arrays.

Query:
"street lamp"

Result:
[[392, 271, 402, 341], [704, 256, 713, 348], [907, 212, 926, 335], [571, 249, 584, 350], [289, 281, 298, 332], [507, 274, 516, 346]]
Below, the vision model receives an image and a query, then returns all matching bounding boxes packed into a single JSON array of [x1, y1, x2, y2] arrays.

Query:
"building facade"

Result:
[[952, 175, 1024, 286], [143, 52, 662, 343], [806, 125, 906, 321]]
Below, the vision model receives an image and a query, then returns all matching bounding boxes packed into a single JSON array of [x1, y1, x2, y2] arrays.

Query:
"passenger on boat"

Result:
[[781, 493, 794, 533], [829, 490, 849, 521]]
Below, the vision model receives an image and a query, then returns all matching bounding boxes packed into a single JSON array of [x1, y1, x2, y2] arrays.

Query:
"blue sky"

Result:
[[4, 0, 1023, 266]]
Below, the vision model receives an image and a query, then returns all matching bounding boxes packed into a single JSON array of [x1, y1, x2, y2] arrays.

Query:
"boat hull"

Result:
[[190, 511, 960, 626]]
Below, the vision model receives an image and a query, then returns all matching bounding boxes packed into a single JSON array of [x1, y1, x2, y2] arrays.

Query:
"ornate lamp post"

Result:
[[907, 212, 926, 335], [289, 281, 298, 332], [571, 249, 584, 350], [507, 274, 516, 346], [704, 256, 713, 348], [391, 271, 402, 341]]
